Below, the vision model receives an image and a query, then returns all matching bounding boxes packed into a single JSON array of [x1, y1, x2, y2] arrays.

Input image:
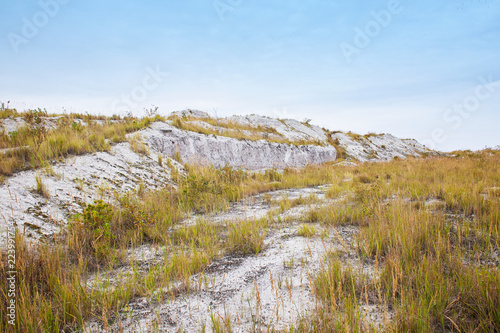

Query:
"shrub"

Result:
[[355, 173, 373, 184], [73, 200, 116, 262]]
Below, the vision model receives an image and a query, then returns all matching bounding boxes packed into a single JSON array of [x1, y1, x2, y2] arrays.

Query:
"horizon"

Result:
[[1, 0, 499, 151]]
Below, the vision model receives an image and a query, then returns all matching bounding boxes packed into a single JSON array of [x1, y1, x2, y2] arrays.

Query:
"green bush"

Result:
[[75, 200, 116, 262], [82, 200, 114, 238]]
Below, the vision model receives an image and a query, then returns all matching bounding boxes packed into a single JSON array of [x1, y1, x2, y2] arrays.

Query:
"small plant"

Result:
[[305, 208, 321, 222], [174, 150, 182, 163], [227, 219, 267, 255], [0, 103, 18, 118], [327, 136, 348, 160], [81, 200, 114, 236], [283, 256, 295, 269], [34, 174, 50, 198], [171, 116, 184, 130], [144, 105, 159, 118], [356, 173, 373, 184], [76, 199, 116, 261], [71, 121, 83, 132], [74, 177, 84, 190], [346, 131, 363, 141], [157, 153, 163, 166], [129, 134, 150, 155], [297, 224, 316, 237]]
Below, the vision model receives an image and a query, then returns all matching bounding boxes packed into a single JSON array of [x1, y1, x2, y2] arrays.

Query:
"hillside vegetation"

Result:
[[0, 107, 434, 181], [0, 107, 163, 177], [0, 147, 498, 332]]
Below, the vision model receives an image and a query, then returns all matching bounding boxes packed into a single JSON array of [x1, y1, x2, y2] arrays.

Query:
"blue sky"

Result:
[[1, 0, 499, 151]]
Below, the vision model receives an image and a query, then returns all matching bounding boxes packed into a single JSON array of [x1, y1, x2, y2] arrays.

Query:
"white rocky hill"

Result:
[[0, 111, 435, 246]]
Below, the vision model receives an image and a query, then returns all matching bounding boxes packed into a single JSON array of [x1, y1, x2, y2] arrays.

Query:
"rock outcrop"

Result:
[[0, 112, 435, 245], [143, 122, 337, 170], [0, 143, 174, 243], [331, 132, 431, 162]]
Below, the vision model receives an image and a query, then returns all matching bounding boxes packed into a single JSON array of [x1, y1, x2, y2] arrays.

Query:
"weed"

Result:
[[33, 174, 50, 198], [174, 150, 182, 163], [227, 219, 267, 255], [327, 136, 349, 160], [128, 134, 150, 155], [71, 200, 117, 262], [0, 105, 19, 118], [297, 224, 317, 237], [356, 173, 373, 184], [264, 167, 282, 182]]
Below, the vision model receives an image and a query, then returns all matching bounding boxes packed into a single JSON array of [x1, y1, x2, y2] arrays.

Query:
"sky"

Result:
[[1, 0, 499, 151]]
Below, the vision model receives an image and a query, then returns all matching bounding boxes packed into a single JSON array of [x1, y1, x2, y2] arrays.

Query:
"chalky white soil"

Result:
[[85, 186, 381, 333]]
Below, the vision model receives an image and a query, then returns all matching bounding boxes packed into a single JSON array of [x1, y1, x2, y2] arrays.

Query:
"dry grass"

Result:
[[168, 114, 325, 147], [0, 133, 498, 332], [128, 134, 150, 156], [298, 149, 500, 332], [0, 110, 163, 176], [33, 174, 50, 198], [0, 157, 344, 332], [297, 224, 317, 237], [227, 218, 268, 255], [326, 133, 349, 160]]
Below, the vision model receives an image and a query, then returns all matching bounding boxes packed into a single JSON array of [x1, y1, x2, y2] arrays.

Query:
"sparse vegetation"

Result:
[[128, 133, 150, 155], [168, 114, 325, 147], [0, 108, 498, 332], [227, 218, 267, 255], [326, 132, 349, 160], [346, 131, 363, 141], [297, 223, 316, 237], [0, 109, 163, 176], [0, 155, 347, 331], [298, 149, 500, 332], [33, 174, 50, 198]]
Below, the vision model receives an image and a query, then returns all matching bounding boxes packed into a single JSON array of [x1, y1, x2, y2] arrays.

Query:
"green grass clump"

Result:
[[297, 224, 316, 237], [227, 219, 268, 255]]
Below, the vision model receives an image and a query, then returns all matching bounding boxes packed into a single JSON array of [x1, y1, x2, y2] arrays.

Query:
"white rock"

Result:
[[331, 132, 433, 162], [143, 122, 337, 171]]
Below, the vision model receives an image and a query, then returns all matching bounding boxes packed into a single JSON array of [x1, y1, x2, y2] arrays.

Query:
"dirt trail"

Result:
[[85, 186, 364, 332]]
